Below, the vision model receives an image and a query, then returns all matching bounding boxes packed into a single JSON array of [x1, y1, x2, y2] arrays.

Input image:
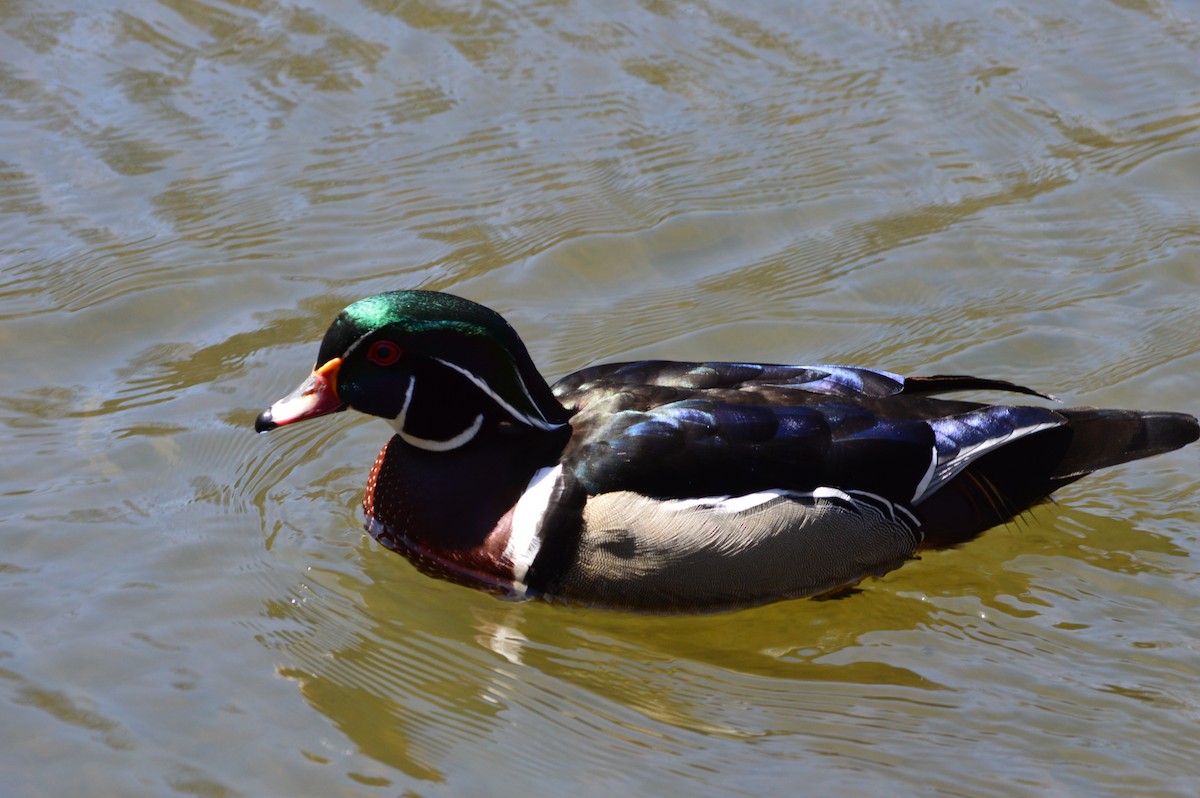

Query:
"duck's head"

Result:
[[255, 290, 569, 450]]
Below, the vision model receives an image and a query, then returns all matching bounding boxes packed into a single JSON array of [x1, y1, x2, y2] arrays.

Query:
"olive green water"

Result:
[[3, 1, 1200, 795]]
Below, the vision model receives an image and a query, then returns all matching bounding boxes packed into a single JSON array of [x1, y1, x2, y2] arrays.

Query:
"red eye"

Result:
[[367, 340, 402, 366]]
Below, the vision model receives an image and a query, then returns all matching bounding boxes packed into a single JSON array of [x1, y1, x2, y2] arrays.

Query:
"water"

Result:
[[3, 0, 1199, 795]]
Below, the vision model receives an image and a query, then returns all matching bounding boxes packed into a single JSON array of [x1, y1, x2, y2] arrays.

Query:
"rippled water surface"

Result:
[[3, 0, 1200, 795]]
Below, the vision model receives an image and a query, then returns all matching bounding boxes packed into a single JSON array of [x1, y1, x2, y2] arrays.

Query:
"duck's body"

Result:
[[256, 290, 1198, 611]]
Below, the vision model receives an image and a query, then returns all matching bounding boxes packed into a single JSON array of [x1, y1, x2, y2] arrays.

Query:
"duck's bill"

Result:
[[255, 358, 346, 433]]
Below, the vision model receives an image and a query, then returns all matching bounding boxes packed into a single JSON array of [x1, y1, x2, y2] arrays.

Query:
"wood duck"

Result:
[[255, 290, 1198, 611]]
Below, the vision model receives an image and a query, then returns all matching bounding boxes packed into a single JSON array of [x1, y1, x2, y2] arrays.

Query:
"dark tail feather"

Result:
[[904, 374, 1058, 401], [917, 408, 1197, 549], [1054, 409, 1198, 478]]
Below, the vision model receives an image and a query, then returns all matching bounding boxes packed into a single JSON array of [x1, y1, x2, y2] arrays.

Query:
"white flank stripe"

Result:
[[658, 486, 921, 529], [894, 502, 920, 528], [661, 490, 780, 513], [663, 487, 857, 514], [391, 377, 484, 451], [433, 357, 565, 431], [845, 489, 921, 527], [718, 491, 790, 512], [506, 465, 562, 595], [660, 495, 731, 511], [810, 486, 853, 502]]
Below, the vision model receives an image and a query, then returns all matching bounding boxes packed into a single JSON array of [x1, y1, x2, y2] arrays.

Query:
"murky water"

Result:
[[3, 0, 1199, 795]]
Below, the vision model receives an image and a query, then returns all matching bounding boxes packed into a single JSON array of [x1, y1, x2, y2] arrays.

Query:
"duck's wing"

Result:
[[554, 361, 1065, 503], [561, 389, 1067, 505], [553, 361, 1197, 548]]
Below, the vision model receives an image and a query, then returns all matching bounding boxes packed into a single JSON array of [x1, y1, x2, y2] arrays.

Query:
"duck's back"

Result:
[[550, 360, 1197, 555]]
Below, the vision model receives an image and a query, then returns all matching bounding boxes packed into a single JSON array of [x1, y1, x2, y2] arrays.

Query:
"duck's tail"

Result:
[[917, 408, 1197, 548], [1052, 409, 1199, 477]]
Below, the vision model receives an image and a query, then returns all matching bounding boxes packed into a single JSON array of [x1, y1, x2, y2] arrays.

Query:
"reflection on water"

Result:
[[258, 501, 1200, 793], [2, 0, 1200, 794]]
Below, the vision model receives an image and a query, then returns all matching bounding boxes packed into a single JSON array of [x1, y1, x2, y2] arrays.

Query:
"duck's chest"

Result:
[[361, 433, 559, 594]]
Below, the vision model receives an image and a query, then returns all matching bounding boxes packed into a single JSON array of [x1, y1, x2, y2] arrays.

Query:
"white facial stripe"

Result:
[[391, 377, 484, 451], [510, 363, 551, 424], [432, 357, 564, 431], [506, 465, 562, 595]]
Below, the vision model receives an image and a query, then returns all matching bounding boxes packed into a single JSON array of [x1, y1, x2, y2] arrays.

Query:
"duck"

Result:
[[255, 290, 1198, 611]]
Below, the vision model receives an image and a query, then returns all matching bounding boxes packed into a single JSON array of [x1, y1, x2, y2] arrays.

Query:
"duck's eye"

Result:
[[367, 340, 402, 366]]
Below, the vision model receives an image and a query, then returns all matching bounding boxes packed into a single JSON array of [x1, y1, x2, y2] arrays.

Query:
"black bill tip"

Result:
[[254, 409, 277, 433]]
